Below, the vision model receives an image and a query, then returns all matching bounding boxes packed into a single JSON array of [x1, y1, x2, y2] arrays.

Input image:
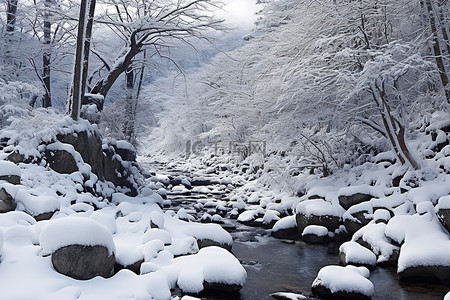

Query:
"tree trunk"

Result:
[[372, 85, 420, 170], [42, 0, 52, 108], [69, 0, 88, 120], [96, 45, 141, 98], [81, 0, 97, 99], [424, 0, 450, 102], [6, 0, 18, 33], [123, 66, 135, 144]]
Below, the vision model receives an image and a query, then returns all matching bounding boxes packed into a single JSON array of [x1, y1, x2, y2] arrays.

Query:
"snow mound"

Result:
[[339, 241, 377, 266], [171, 246, 247, 293], [312, 265, 374, 296], [0, 161, 21, 177], [40, 217, 116, 255]]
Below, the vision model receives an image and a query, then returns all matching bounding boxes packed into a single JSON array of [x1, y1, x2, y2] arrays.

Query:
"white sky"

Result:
[[220, 0, 263, 28]]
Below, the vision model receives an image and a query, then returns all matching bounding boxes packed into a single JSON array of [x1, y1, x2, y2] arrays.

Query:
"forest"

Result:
[[0, 0, 450, 299]]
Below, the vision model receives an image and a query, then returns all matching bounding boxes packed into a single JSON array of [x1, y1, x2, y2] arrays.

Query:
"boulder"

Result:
[[113, 141, 136, 162], [399, 265, 450, 284], [436, 196, 450, 232], [196, 238, 232, 251], [44, 149, 78, 174], [339, 241, 377, 268], [57, 131, 104, 179], [302, 225, 329, 244], [312, 265, 374, 300], [114, 259, 144, 275], [338, 186, 383, 210], [0, 187, 17, 213], [271, 216, 301, 240], [437, 208, 450, 232], [296, 212, 342, 234], [339, 193, 373, 211], [40, 217, 116, 280], [52, 244, 115, 280], [0, 161, 21, 185]]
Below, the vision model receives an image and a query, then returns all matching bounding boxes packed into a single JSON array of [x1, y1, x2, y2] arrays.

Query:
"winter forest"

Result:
[[1, 0, 450, 299]]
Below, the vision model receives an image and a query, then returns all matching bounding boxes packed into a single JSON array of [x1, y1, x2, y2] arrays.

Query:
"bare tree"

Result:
[[88, 0, 224, 103]]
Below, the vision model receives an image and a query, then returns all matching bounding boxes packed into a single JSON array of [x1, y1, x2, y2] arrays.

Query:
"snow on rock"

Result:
[[172, 219, 233, 250], [338, 185, 384, 210], [352, 221, 399, 265], [111, 192, 163, 207], [312, 265, 374, 299], [0, 229, 3, 260], [15, 189, 60, 220], [436, 195, 450, 232], [90, 210, 117, 234], [270, 292, 307, 300], [386, 210, 450, 283], [169, 246, 246, 294], [295, 199, 344, 234], [0, 160, 21, 184], [302, 225, 329, 244], [142, 228, 172, 245], [40, 217, 115, 255], [339, 241, 377, 267], [271, 215, 301, 240]]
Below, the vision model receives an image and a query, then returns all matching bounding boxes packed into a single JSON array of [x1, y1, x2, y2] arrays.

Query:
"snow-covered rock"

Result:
[[40, 217, 116, 280], [0, 160, 21, 184], [386, 210, 450, 283], [339, 241, 377, 268], [296, 199, 344, 235], [271, 215, 301, 240], [312, 265, 374, 299], [302, 225, 329, 244], [170, 246, 246, 294], [353, 221, 399, 266], [338, 185, 384, 210]]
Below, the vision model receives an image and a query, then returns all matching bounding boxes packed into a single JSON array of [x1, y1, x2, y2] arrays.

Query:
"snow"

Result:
[[337, 185, 384, 198], [15, 189, 60, 216], [312, 265, 374, 297], [272, 215, 297, 231], [270, 292, 307, 300], [142, 228, 172, 245], [169, 246, 247, 293], [437, 195, 450, 210], [0, 160, 21, 177], [386, 212, 450, 272], [339, 241, 377, 266], [302, 225, 328, 237], [296, 199, 345, 217], [352, 221, 398, 263], [40, 217, 116, 255]]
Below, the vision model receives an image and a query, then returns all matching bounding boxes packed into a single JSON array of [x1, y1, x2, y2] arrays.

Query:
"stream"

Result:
[[146, 162, 448, 300]]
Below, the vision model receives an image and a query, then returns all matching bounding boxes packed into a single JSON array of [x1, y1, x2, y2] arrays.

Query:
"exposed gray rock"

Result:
[[399, 265, 450, 284], [114, 259, 144, 275], [51, 244, 115, 280], [57, 131, 104, 179], [271, 226, 301, 240], [338, 193, 373, 210], [0, 187, 17, 213], [44, 149, 78, 174], [296, 212, 342, 234], [113, 142, 136, 162], [344, 209, 372, 234], [437, 208, 450, 233], [0, 174, 20, 185], [311, 283, 371, 300], [196, 238, 232, 251]]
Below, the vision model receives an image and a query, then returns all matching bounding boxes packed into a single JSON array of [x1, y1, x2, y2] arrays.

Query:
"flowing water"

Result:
[[146, 162, 449, 300]]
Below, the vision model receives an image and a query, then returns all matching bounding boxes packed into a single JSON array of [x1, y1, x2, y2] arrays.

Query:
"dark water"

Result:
[[149, 163, 449, 300], [230, 225, 448, 300]]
